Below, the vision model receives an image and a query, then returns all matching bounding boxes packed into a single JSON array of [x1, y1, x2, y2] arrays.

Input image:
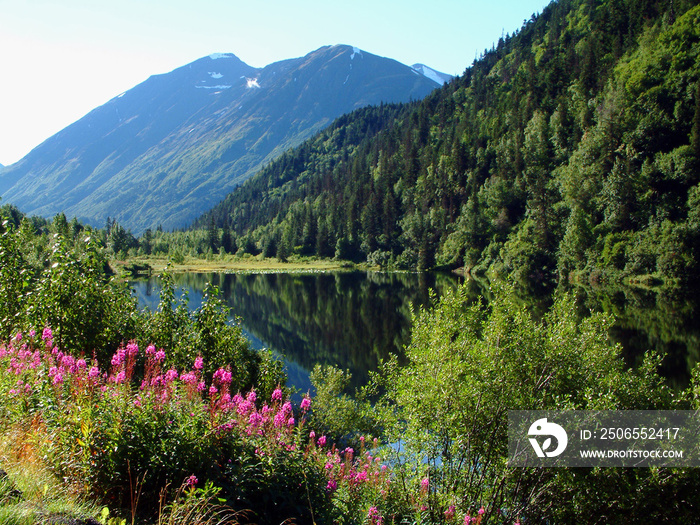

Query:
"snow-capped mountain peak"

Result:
[[412, 64, 453, 86]]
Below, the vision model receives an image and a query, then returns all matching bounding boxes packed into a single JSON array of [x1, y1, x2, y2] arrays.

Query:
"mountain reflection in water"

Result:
[[131, 272, 699, 393]]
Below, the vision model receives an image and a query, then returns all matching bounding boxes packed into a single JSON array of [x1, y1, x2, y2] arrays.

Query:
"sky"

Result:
[[0, 0, 553, 167]]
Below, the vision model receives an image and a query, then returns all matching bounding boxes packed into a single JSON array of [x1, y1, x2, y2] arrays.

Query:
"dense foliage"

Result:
[[195, 0, 700, 291], [3, 209, 700, 523], [0, 209, 284, 399]]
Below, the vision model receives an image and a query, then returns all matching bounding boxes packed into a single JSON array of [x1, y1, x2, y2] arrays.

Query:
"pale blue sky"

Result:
[[0, 0, 552, 166]]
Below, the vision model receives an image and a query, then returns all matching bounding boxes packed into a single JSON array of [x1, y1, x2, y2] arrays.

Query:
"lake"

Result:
[[131, 270, 465, 392], [131, 271, 700, 393]]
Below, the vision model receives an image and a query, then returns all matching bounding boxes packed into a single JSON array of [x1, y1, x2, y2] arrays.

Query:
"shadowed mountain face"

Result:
[[0, 45, 443, 233]]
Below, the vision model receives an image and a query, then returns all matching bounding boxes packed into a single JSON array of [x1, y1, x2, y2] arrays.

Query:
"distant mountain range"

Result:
[[0, 45, 448, 232]]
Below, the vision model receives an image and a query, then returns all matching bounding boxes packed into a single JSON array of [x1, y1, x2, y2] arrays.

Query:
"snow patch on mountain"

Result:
[[209, 72, 223, 79], [209, 53, 233, 60], [351, 47, 362, 60], [246, 78, 261, 89], [195, 85, 232, 90], [412, 64, 451, 86]]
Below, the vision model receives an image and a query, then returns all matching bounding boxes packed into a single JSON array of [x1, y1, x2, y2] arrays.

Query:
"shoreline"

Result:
[[112, 255, 361, 275]]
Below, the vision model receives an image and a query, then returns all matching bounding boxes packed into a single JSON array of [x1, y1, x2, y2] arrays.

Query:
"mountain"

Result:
[[0, 45, 443, 233], [411, 64, 453, 85], [196, 0, 700, 288]]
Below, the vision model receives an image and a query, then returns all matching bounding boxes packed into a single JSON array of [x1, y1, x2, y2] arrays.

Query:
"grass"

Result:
[[112, 254, 359, 275], [0, 426, 102, 525]]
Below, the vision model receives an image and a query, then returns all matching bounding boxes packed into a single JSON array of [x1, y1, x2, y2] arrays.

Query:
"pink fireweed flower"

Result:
[[355, 470, 368, 482], [180, 371, 197, 385], [126, 341, 138, 357], [246, 390, 256, 403], [421, 477, 429, 490], [154, 349, 165, 362], [271, 387, 283, 402], [42, 327, 53, 342], [186, 475, 198, 488], [300, 396, 311, 411], [248, 411, 263, 428], [317, 435, 327, 447], [113, 370, 126, 384], [145, 344, 156, 356], [310, 430, 316, 440], [213, 368, 233, 386], [61, 354, 76, 371], [194, 356, 203, 370], [197, 381, 206, 392], [445, 506, 456, 520], [464, 515, 471, 525], [287, 417, 295, 427], [111, 348, 126, 367], [88, 366, 100, 379], [326, 479, 337, 492], [478, 507, 485, 516], [76, 358, 87, 370], [52, 372, 64, 385], [209, 385, 218, 396], [164, 368, 178, 383]]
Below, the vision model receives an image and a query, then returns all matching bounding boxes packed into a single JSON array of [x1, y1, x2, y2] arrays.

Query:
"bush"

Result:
[[0, 333, 388, 524], [374, 282, 685, 523]]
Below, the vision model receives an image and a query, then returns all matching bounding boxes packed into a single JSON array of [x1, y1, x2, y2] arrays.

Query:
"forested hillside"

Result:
[[197, 0, 700, 291]]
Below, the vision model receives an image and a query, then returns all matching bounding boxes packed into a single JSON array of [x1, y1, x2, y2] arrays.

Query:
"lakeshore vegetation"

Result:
[[2, 196, 700, 524], [3, 0, 700, 523]]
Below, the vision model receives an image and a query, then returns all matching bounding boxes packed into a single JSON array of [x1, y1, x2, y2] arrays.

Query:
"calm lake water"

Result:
[[131, 271, 464, 392], [131, 271, 700, 392]]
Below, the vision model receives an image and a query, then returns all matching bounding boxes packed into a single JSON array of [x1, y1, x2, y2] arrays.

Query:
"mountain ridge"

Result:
[[0, 45, 445, 233], [193, 0, 700, 288]]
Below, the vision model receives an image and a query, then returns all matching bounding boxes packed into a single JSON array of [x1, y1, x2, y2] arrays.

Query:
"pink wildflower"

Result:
[[317, 435, 327, 447], [164, 368, 178, 383], [111, 348, 126, 367], [145, 344, 155, 355], [180, 371, 197, 384], [300, 396, 311, 410], [445, 505, 456, 520], [478, 507, 485, 515], [421, 477, 429, 490], [326, 479, 337, 492], [154, 349, 165, 362], [186, 475, 198, 488], [271, 387, 283, 402], [126, 341, 138, 357], [88, 366, 100, 379], [194, 356, 203, 370], [42, 327, 53, 341]]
